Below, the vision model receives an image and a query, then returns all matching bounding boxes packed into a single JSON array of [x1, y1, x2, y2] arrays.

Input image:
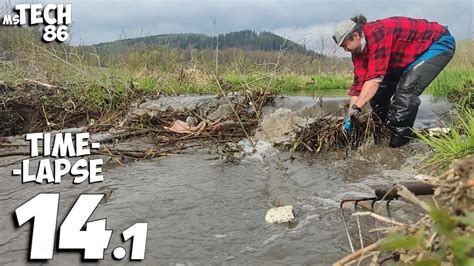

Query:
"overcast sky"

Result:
[[8, 0, 474, 51]]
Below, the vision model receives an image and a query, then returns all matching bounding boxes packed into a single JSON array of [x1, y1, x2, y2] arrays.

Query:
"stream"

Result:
[[0, 96, 451, 265]]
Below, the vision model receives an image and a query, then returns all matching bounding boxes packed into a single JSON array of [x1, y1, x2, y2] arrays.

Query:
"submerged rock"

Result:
[[265, 205, 295, 224]]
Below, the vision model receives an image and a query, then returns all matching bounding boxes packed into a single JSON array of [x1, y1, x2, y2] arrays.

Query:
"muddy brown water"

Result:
[[0, 96, 449, 265]]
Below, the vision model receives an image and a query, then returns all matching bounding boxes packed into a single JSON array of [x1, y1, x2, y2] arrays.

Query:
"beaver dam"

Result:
[[0, 82, 462, 265]]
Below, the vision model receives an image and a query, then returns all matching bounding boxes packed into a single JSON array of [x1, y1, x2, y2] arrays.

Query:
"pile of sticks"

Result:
[[294, 112, 384, 154]]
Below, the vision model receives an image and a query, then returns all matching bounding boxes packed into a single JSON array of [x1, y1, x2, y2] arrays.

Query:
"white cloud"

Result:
[[273, 23, 337, 54], [5, 0, 472, 45]]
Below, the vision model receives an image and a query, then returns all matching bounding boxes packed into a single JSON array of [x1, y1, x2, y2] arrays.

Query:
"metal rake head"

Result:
[[339, 182, 435, 253]]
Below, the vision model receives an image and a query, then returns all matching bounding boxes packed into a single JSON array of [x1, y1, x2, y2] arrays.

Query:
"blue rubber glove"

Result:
[[344, 105, 361, 135], [344, 117, 352, 135]]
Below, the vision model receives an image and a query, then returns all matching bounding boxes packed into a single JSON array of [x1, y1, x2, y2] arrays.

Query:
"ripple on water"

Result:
[[0, 143, 429, 264]]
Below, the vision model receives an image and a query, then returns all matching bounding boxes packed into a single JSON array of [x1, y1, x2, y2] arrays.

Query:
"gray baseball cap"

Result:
[[332, 20, 357, 52]]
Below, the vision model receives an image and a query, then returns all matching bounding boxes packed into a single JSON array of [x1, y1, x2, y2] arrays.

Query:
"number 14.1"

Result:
[[15, 193, 147, 260]]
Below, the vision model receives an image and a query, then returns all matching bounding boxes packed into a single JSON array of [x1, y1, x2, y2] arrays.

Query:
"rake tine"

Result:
[[340, 197, 377, 252], [338, 182, 435, 252], [354, 200, 364, 249], [370, 199, 381, 240], [386, 200, 392, 218], [340, 201, 355, 253]]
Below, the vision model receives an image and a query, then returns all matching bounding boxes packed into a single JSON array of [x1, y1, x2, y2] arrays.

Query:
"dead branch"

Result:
[[24, 79, 64, 90], [352, 212, 406, 227], [90, 129, 151, 144], [333, 240, 382, 266], [395, 184, 431, 212]]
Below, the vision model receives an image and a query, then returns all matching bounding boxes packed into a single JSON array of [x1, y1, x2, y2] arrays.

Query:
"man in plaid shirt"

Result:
[[332, 15, 455, 147]]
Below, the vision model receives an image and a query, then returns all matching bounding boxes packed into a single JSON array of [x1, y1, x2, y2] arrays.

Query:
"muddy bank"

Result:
[[0, 80, 95, 136], [0, 83, 275, 150]]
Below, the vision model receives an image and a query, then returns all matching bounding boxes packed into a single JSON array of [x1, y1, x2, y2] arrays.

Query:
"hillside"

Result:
[[93, 30, 320, 56]]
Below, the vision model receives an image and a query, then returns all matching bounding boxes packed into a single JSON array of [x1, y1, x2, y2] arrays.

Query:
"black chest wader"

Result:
[[370, 30, 456, 147]]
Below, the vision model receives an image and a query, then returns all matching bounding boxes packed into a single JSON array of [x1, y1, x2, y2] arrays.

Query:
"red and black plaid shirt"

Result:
[[349, 16, 446, 96]]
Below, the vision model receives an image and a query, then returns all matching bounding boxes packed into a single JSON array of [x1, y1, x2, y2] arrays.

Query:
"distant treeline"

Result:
[[93, 30, 320, 57], [81, 30, 352, 74]]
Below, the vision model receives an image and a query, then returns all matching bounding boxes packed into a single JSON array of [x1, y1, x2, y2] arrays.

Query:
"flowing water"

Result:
[[0, 96, 451, 265]]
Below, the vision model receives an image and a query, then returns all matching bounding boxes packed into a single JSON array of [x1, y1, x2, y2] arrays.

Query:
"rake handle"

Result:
[[375, 182, 435, 200]]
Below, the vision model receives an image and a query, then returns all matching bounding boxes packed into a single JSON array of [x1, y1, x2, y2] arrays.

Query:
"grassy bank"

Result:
[[416, 106, 474, 172], [426, 68, 474, 105], [426, 39, 474, 103], [0, 28, 472, 113], [0, 27, 353, 112], [223, 73, 351, 92]]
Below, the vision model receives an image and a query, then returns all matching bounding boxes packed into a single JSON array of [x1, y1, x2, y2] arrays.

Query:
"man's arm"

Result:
[[349, 96, 358, 112], [352, 79, 380, 109]]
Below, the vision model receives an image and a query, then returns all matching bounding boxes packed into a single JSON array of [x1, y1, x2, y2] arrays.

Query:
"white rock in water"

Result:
[[265, 206, 295, 224]]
